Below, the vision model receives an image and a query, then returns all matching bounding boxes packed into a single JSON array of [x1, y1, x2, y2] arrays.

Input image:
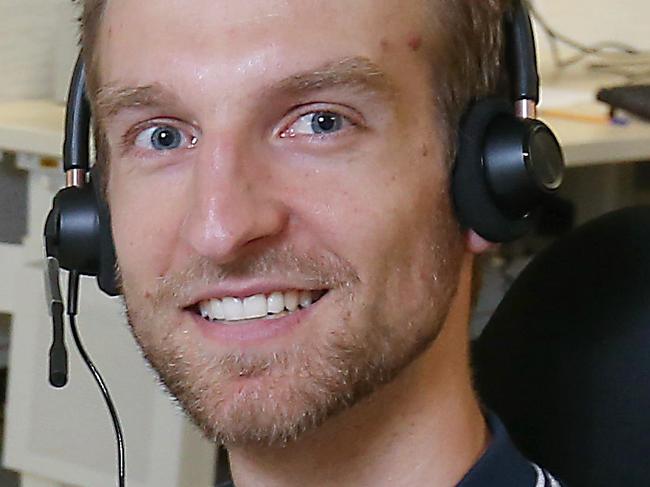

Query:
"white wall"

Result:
[[0, 0, 78, 102], [532, 0, 650, 73]]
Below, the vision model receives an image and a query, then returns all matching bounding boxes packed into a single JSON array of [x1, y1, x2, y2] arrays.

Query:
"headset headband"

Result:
[[64, 56, 91, 177], [507, 0, 539, 106]]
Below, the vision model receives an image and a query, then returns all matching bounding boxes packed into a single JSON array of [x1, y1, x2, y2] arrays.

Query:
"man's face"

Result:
[[98, 0, 465, 446]]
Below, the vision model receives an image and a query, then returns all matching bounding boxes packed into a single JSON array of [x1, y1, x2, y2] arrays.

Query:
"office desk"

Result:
[[0, 100, 64, 161], [542, 107, 650, 166], [538, 71, 650, 166]]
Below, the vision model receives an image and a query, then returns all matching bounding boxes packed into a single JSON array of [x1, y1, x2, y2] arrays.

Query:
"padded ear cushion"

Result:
[[452, 97, 533, 242], [91, 165, 120, 297]]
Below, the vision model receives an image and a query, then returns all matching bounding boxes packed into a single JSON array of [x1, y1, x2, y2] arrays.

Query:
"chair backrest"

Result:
[[473, 206, 650, 487]]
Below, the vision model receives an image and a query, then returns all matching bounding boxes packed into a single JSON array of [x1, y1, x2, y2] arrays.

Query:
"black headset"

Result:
[[451, 3, 564, 242], [44, 56, 119, 297]]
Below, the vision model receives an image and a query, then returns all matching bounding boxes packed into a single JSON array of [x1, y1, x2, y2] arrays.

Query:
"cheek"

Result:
[[109, 169, 188, 287], [321, 149, 461, 314]]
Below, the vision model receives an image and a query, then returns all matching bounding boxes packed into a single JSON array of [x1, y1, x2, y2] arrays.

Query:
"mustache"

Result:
[[133, 246, 360, 307]]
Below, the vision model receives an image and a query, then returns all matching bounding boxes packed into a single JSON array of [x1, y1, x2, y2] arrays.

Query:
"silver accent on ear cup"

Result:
[[66, 168, 86, 188], [515, 99, 537, 119]]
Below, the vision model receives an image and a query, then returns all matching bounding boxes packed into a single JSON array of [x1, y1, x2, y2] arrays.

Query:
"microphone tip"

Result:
[[49, 372, 68, 388]]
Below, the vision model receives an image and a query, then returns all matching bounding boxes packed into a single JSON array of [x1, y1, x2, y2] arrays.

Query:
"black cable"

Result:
[[525, 0, 650, 79], [526, 0, 642, 56], [67, 271, 126, 487]]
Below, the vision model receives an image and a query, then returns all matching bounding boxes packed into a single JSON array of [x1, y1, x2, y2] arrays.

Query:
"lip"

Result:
[[185, 280, 329, 307], [186, 291, 327, 346]]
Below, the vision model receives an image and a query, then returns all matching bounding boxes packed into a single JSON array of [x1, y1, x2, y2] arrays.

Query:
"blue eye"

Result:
[[284, 111, 349, 137], [310, 112, 343, 134], [135, 125, 186, 151]]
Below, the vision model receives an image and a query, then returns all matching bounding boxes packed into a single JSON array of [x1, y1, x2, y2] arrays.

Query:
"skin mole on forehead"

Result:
[[407, 34, 423, 52], [380, 37, 390, 51]]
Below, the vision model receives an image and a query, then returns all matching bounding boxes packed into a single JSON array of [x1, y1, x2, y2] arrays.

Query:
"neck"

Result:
[[227, 253, 487, 487]]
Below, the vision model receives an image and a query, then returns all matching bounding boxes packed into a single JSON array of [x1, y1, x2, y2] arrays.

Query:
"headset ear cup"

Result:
[[90, 165, 120, 296], [48, 185, 102, 275], [452, 98, 533, 243]]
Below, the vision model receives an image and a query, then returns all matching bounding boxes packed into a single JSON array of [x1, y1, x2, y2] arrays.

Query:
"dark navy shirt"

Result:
[[457, 413, 564, 486], [217, 413, 564, 486]]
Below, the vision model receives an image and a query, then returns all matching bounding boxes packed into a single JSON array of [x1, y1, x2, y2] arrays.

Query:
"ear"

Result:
[[466, 230, 496, 254]]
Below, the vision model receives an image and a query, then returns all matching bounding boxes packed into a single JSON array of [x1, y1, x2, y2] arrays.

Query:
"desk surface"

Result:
[[1, 75, 649, 167], [541, 105, 650, 166], [0, 100, 65, 160]]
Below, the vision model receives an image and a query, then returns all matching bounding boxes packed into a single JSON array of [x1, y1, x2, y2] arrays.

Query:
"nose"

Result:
[[180, 139, 289, 263]]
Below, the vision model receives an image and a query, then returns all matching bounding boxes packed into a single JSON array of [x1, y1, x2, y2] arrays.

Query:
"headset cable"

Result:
[[67, 270, 126, 487]]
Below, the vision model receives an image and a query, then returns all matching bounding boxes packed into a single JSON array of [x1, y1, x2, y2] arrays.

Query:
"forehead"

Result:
[[99, 0, 428, 42], [97, 0, 432, 89]]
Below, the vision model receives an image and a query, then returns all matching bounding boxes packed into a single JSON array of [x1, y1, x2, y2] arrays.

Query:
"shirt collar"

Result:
[[457, 412, 542, 486], [220, 413, 558, 487]]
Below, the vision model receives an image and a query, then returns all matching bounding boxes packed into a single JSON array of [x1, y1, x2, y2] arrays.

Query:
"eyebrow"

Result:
[[94, 83, 181, 125], [94, 56, 395, 124], [272, 56, 394, 97]]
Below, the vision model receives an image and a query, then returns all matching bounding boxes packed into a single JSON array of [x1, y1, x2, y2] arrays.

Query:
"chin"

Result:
[[123, 277, 454, 447], [165, 362, 356, 447]]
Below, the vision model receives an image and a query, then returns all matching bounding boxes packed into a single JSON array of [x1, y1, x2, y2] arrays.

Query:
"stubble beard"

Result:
[[120, 232, 463, 448]]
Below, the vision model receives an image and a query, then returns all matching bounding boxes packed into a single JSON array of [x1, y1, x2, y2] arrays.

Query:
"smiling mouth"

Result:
[[188, 289, 328, 324]]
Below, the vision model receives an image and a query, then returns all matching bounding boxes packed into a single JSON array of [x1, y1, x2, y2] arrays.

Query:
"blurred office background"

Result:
[[0, 1, 649, 486]]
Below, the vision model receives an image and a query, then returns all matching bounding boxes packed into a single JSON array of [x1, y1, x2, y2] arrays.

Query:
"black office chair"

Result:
[[473, 205, 650, 487]]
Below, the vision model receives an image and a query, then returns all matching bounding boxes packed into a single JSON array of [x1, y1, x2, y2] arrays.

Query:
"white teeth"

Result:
[[222, 297, 243, 320], [267, 292, 284, 314], [299, 290, 312, 308], [243, 294, 267, 319], [199, 301, 210, 319], [209, 299, 225, 320], [198, 289, 322, 322], [284, 290, 299, 311]]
